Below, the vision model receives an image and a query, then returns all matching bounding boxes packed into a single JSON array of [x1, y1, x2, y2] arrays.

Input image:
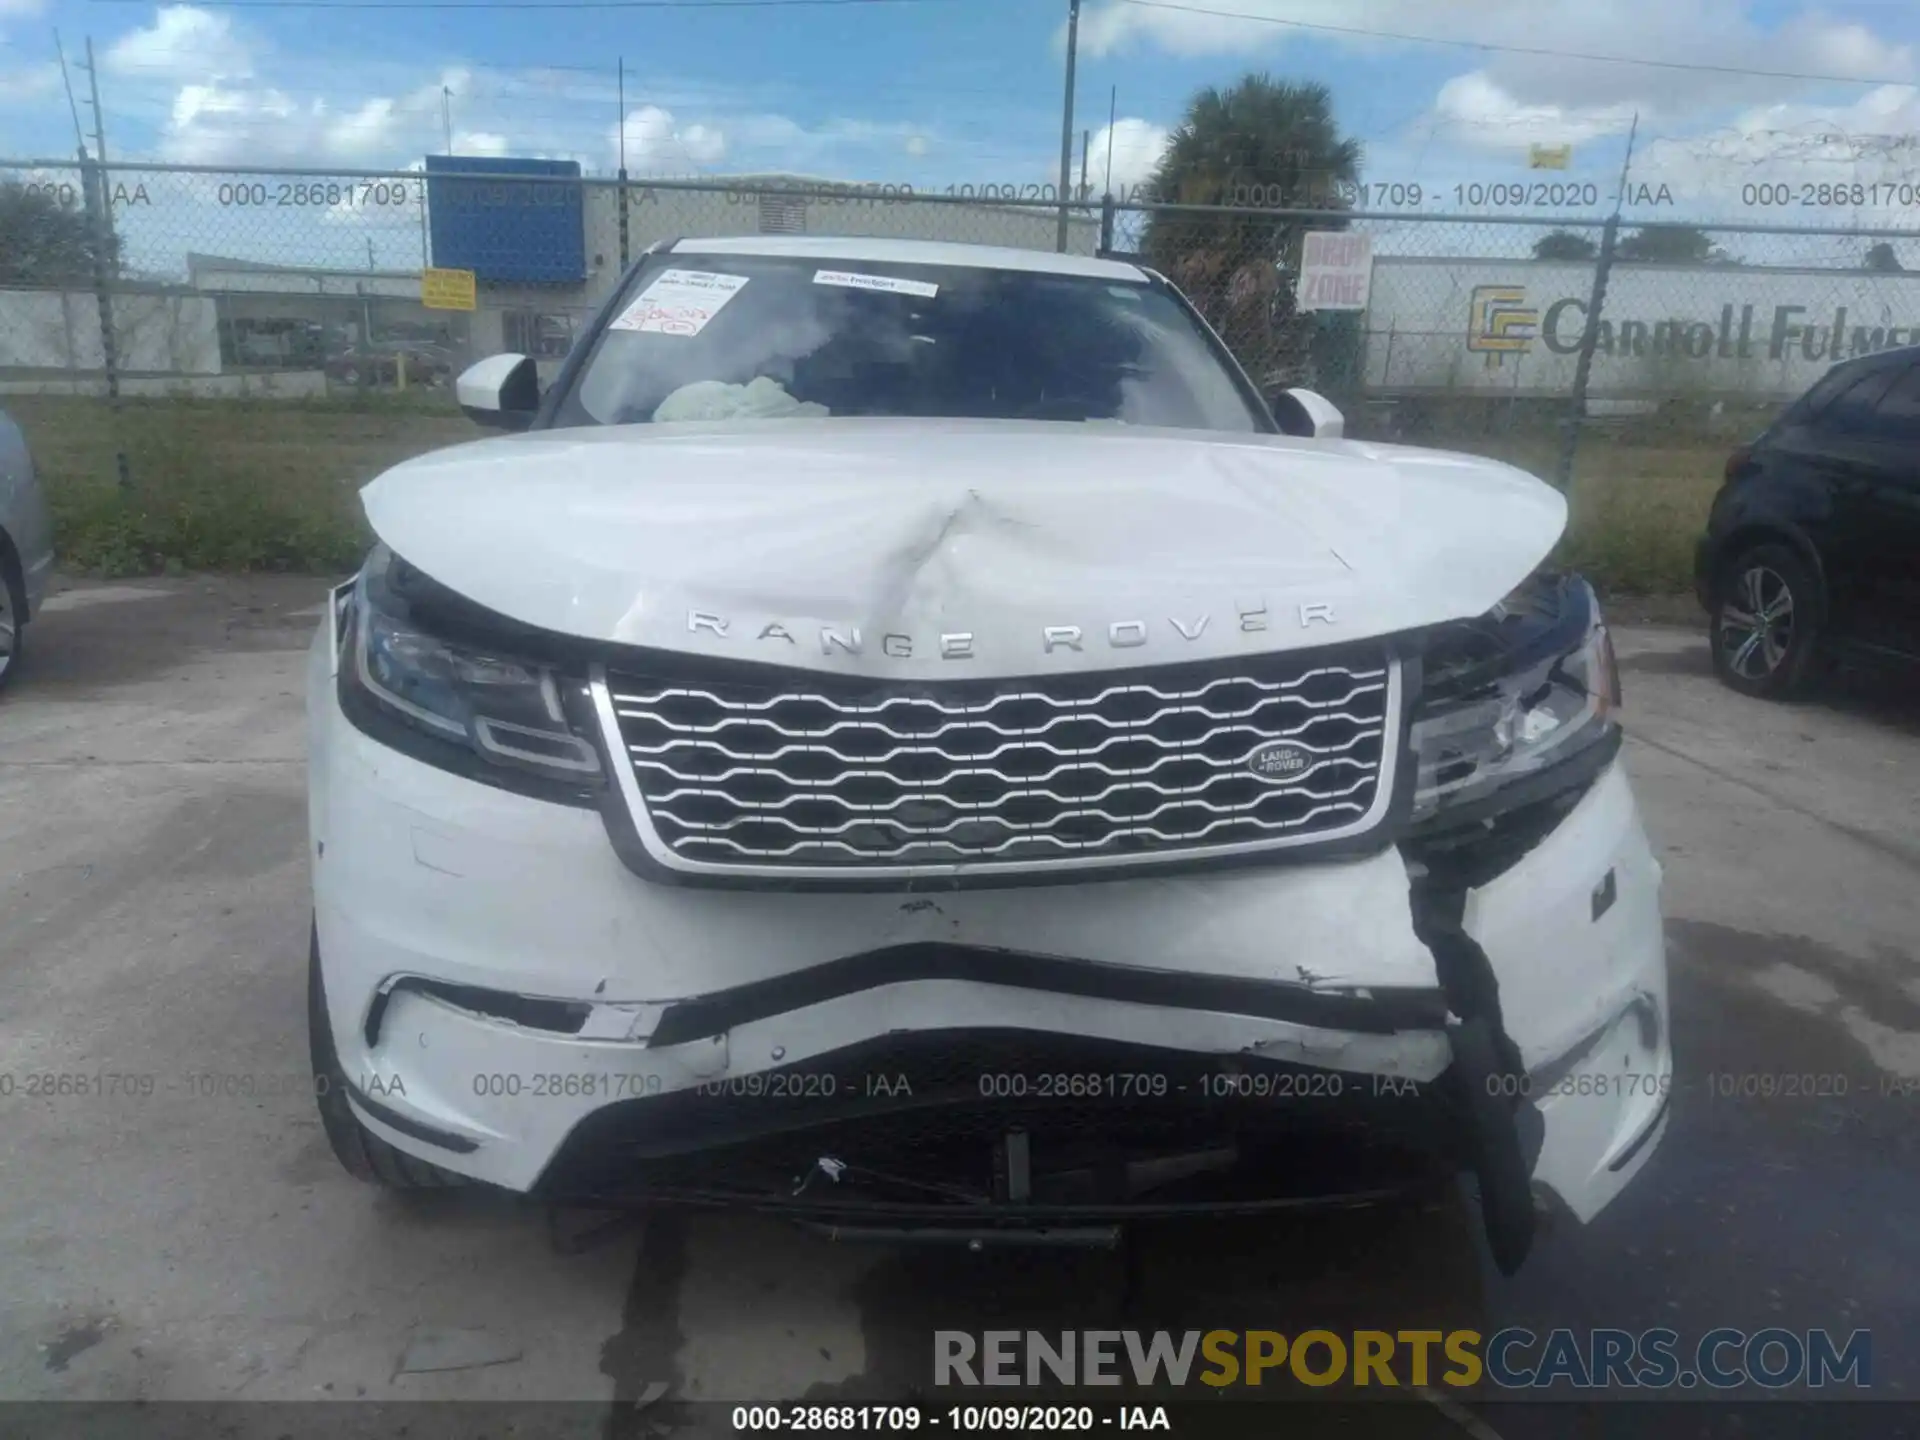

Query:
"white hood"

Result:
[[360, 418, 1566, 679]]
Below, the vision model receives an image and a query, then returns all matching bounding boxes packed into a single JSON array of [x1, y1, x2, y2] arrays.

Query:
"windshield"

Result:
[[552, 253, 1268, 433]]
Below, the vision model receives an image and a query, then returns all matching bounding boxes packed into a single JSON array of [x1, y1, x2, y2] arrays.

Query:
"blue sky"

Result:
[[1, 0, 1917, 223]]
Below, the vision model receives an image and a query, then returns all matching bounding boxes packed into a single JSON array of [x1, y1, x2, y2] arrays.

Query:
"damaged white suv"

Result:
[[305, 236, 1669, 1273]]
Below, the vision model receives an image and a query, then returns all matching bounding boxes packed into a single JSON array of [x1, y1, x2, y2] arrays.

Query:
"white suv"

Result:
[[305, 236, 1669, 1273]]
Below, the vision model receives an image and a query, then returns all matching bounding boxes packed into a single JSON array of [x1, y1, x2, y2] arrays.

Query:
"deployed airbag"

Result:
[[653, 377, 830, 424]]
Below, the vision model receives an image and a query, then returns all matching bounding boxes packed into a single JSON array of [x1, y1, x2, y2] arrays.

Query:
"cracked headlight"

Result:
[[1408, 572, 1621, 828], [339, 544, 604, 799]]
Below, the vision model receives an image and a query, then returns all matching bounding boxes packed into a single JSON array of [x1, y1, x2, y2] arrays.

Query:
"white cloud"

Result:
[[1431, 72, 1642, 152], [1086, 117, 1171, 191], [1627, 84, 1920, 213], [327, 98, 399, 158], [1077, 0, 1916, 119], [107, 6, 253, 82], [1078, 0, 1284, 57], [81, 11, 957, 183], [455, 130, 509, 157], [612, 104, 727, 171], [0, 59, 57, 105], [721, 113, 949, 178], [150, 62, 489, 165], [162, 82, 298, 164]]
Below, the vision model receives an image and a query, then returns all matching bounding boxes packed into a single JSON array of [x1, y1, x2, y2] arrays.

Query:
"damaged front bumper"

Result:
[[307, 621, 1670, 1271]]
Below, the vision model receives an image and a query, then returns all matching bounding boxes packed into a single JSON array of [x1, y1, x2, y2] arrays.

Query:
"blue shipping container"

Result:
[[425, 155, 587, 285]]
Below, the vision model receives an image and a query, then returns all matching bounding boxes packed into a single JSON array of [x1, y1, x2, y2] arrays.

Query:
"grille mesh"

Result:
[[605, 649, 1395, 872]]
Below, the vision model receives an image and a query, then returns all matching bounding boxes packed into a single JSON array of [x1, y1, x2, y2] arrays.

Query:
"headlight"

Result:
[[340, 544, 603, 796], [1408, 572, 1621, 827]]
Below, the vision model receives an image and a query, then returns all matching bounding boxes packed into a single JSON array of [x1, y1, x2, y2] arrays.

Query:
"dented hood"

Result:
[[359, 418, 1566, 679]]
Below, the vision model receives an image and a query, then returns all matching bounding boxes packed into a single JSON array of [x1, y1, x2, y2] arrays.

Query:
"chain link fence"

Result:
[[4, 156, 1918, 585]]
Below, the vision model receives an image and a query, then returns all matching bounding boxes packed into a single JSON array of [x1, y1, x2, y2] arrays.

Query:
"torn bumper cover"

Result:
[[309, 621, 1670, 1270]]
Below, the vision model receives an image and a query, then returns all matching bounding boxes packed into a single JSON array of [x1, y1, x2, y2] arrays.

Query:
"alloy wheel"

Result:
[[1717, 564, 1796, 682]]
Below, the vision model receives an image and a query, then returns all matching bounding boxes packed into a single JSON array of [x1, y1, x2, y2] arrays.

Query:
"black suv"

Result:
[[1695, 344, 1920, 697]]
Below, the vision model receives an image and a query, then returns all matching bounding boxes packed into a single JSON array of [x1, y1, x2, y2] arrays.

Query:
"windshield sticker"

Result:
[[814, 269, 939, 299], [609, 269, 750, 337]]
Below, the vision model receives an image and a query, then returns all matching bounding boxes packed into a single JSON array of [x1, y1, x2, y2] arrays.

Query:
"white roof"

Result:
[[668, 235, 1149, 281]]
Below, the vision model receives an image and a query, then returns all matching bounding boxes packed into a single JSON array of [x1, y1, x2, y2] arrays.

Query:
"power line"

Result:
[[1119, 0, 1920, 89], [90, 0, 960, 9]]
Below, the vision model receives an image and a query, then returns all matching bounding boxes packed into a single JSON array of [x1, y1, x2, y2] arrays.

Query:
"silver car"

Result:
[[0, 408, 55, 691]]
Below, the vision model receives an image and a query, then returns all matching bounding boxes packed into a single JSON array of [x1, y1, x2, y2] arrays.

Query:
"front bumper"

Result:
[[306, 621, 1670, 1238]]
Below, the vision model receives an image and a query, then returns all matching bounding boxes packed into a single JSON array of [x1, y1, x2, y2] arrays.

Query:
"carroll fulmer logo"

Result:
[[1468, 284, 1540, 362]]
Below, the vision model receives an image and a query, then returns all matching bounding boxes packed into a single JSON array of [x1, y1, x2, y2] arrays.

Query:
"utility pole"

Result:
[[1079, 129, 1089, 201], [1055, 0, 1080, 251], [82, 38, 110, 167], [78, 35, 117, 266], [617, 57, 630, 268], [1558, 112, 1639, 494], [1105, 84, 1116, 198], [442, 86, 454, 154], [67, 35, 130, 493], [54, 32, 88, 156]]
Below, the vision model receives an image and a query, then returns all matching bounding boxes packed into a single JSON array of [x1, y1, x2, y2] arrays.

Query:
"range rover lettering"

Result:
[[304, 237, 1669, 1273]]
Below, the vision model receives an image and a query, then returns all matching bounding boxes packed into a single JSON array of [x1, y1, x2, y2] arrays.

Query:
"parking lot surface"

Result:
[[1, 575, 1916, 1434]]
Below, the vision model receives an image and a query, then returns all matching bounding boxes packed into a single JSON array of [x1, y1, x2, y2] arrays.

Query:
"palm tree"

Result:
[[1138, 76, 1362, 389], [1615, 225, 1724, 264], [1533, 230, 1597, 261], [0, 181, 118, 287]]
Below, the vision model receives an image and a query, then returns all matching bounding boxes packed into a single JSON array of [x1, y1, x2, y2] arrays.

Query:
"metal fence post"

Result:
[[618, 167, 631, 270], [78, 149, 131, 493], [1555, 212, 1619, 493]]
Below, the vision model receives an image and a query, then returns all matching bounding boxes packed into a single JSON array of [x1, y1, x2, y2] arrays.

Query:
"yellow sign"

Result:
[[1529, 143, 1573, 170], [422, 267, 477, 311]]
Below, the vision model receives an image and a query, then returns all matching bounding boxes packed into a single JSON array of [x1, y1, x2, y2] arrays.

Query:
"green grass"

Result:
[[1558, 446, 1722, 595], [12, 394, 1726, 593], [1423, 431, 1724, 595], [12, 393, 474, 577]]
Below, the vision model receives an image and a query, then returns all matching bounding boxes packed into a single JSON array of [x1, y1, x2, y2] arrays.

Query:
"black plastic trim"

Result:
[[344, 1081, 479, 1155], [1591, 867, 1618, 921], [644, 941, 1452, 1048], [549, 1186, 1428, 1223], [363, 977, 593, 1048], [1607, 1093, 1671, 1173]]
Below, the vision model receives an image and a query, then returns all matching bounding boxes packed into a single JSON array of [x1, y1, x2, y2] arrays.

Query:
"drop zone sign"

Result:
[[1363, 257, 1920, 399], [1296, 232, 1374, 312]]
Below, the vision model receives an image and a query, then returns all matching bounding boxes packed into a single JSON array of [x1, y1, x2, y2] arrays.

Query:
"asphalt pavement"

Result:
[[0, 575, 1915, 1438]]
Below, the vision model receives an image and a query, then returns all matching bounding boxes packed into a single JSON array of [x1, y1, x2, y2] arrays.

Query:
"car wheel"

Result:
[[308, 922, 467, 1189], [1710, 543, 1823, 699], [0, 552, 24, 694]]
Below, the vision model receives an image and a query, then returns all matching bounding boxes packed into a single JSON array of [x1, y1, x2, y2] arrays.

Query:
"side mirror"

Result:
[[1267, 387, 1345, 439], [456, 353, 540, 431]]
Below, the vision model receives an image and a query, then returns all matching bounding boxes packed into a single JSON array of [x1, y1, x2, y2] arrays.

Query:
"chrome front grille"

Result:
[[601, 649, 1399, 876]]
